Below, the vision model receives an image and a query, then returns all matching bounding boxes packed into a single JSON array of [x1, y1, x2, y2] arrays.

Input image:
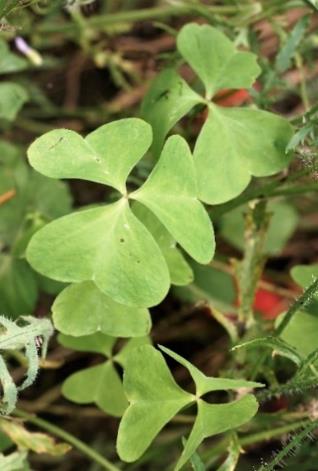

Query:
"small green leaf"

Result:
[[141, 68, 202, 155], [117, 345, 261, 466], [59, 332, 116, 356], [160, 345, 263, 396], [132, 135, 215, 263], [62, 361, 128, 417], [117, 345, 193, 462], [59, 334, 149, 417], [177, 23, 260, 99], [0, 83, 28, 122], [133, 202, 193, 286], [175, 395, 258, 471], [275, 16, 310, 73], [27, 199, 170, 307], [194, 105, 293, 204], [52, 281, 151, 337], [28, 118, 152, 194]]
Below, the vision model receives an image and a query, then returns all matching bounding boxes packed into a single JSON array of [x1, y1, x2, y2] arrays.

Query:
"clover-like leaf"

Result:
[[141, 68, 203, 155], [52, 281, 151, 337], [117, 345, 262, 467], [133, 202, 193, 286], [59, 333, 149, 417], [142, 23, 294, 205], [132, 135, 214, 263], [177, 23, 260, 99], [117, 345, 193, 461], [27, 120, 214, 308], [0, 83, 28, 122], [27, 199, 170, 307], [28, 118, 152, 194], [195, 105, 293, 204]]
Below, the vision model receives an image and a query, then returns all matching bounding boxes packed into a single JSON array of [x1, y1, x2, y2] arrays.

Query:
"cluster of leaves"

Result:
[[1, 5, 318, 470]]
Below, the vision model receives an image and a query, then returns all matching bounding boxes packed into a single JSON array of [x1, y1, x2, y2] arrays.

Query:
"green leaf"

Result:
[[141, 68, 202, 155], [160, 345, 263, 396], [59, 332, 116, 356], [220, 200, 298, 255], [52, 281, 151, 337], [0, 39, 27, 74], [132, 135, 215, 263], [59, 333, 149, 417], [0, 82, 28, 122], [175, 395, 258, 471], [194, 105, 293, 204], [133, 202, 193, 286], [177, 23, 260, 99], [117, 345, 193, 462], [117, 345, 261, 466], [275, 16, 310, 73], [27, 118, 152, 194], [62, 361, 128, 417], [27, 199, 170, 307]]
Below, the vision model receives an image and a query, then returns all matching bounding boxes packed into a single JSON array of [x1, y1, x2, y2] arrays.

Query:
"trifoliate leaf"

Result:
[[27, 118, 152, 194], [132, 135, 214, 263], [117, 345, 193, 461], [194, 105, 293, 204], [177, 23, 260, 99], [141, 68, 202, 155], [27, 199, 170, 307], [27, 120, 214, 308], [0, 82, 28, 122], [117, 345, 262, 467], [52, 281, 151, 337]]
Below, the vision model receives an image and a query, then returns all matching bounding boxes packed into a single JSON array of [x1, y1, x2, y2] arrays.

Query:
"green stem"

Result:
[[210, 169, 318, 219], [36, 5, 240, 33], [14, 409, 120, 471]]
